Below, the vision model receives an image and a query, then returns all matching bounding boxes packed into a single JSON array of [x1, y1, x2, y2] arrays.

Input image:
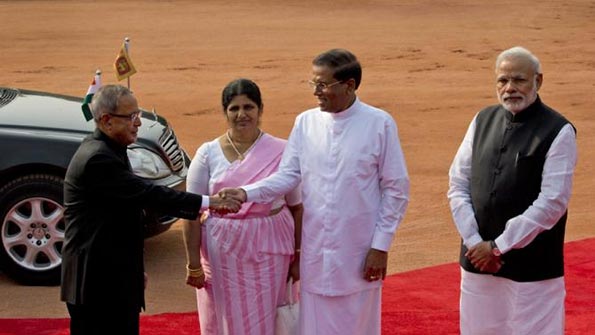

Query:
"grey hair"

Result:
[[91, 85, 133, 121], [495, 46, 542, 74]]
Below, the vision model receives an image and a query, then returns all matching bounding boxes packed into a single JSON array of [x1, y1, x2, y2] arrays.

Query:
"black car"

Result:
[[0, 87, 190, 285]]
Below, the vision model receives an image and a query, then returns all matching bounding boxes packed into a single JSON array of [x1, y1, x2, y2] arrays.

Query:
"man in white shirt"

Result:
[[447, 46, 577, 335], [222, 49, 410, 334]]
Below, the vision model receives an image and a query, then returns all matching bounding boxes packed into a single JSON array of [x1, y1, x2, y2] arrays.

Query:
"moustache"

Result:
[[502, 94, 525, 100]]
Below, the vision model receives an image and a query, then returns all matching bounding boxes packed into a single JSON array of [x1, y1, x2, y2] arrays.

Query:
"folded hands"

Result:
[[465, 241, 502, 273]]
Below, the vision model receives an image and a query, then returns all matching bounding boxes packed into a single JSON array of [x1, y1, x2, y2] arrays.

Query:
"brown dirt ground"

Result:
[[1, 0, 594, 318]]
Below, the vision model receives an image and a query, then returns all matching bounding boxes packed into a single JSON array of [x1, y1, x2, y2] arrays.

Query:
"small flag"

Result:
[[114, 41, 137, 81], [81, 70, 102, 121]]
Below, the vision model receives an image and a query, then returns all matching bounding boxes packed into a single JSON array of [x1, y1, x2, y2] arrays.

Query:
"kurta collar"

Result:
[[328, 97, 361, 120], [505, 95, 542, 123], [93, 128, 128, 155]]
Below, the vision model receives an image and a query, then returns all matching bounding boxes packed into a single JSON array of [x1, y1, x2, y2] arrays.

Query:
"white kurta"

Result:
[[448, 118, 577, 253], [448, 115, 577, 334], [244, 98, 409, 296]]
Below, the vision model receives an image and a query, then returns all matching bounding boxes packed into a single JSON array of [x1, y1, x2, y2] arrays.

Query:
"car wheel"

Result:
[[0, 174, 64, 285]]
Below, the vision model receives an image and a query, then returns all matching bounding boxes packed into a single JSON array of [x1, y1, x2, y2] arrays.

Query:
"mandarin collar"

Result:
[[504, 95, 542, 123], [328, 97, 360, 120], [93, 128, 128, 154]]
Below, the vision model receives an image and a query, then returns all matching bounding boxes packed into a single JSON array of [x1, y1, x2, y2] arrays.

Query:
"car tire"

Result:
[[0, 174, 64, 286]]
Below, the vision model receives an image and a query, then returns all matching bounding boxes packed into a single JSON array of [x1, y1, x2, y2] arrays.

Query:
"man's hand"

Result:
[[363, 248, 388, 282], [218, 187, 247, 203], [208, 193, 242, 214], [466, 241, 502, 273]]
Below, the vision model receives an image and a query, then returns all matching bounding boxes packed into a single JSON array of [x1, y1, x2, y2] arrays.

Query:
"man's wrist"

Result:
[[200, 195, 210, 211], [490, 240, 501, 257], [239, 187, 249, 202], [207, 195, 222, 210]]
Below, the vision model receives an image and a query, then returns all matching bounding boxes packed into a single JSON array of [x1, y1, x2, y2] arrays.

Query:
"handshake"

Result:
[[207, 187, 249, 214]]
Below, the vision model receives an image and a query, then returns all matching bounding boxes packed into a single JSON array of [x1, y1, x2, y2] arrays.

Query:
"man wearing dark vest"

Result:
[[447, 46, 577, 334]]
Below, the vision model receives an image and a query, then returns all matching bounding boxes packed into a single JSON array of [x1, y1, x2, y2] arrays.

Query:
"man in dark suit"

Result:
[[60, 84, 239, 335]]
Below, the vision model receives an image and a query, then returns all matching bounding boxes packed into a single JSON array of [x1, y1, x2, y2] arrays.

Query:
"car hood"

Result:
[[0, 87, 170, 138]]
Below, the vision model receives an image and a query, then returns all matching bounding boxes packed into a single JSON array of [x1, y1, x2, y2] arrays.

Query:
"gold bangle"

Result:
[[186, 264, 201, 270], [294, 249, 301, 253], [186, 264, 204, 278], [187, 269, 204, 278]]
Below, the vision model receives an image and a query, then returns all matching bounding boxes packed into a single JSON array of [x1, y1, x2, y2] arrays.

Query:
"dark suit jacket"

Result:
[[61, 129, 201, 311]]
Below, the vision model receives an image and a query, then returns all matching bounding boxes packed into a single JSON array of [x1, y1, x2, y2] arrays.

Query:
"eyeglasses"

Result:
[[108, 110, 141, 121], [308, 80, 343, 91]]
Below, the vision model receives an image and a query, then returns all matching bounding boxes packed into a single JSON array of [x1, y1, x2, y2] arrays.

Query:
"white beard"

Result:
[[497, 80, 539, 114], [500, 94, 534, 113]]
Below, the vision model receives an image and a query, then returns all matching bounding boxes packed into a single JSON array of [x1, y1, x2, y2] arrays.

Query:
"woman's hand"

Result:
[[288, 254, 300, 282], [186, 273, 206, 289], [185, 265, 206, 289]]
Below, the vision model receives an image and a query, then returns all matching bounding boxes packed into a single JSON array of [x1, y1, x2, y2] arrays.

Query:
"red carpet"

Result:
[[1, 238, 594, 335]]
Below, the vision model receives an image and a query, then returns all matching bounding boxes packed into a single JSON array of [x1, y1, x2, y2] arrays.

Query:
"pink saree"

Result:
[[197, 133, 295, 335], [211, 132, 286, 219]]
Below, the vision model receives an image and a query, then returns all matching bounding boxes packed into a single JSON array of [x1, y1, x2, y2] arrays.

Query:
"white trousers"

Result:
[[460, 269, 565, 335], [299, 288, 381, 335]]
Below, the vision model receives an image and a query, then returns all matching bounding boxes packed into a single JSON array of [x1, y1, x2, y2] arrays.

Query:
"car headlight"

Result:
[[127, 147, 171, 179]]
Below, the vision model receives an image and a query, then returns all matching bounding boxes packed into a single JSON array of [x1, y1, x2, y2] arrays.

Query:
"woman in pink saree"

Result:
[[183, 78, 303, 335]]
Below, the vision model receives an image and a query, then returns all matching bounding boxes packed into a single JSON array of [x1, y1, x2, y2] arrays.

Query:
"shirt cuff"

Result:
[[200, 195, 209, 211], [494, 236, 509, 254], [464, 234, 484, 249], [243, 185, 258, 203], [371, 231, 394, 252]]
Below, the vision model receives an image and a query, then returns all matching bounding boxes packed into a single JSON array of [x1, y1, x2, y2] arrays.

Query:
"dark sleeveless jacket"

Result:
[[460, 96, 572, 282]]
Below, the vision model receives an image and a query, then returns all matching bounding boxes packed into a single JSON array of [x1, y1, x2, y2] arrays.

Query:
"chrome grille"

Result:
[[159, 128, 185, 172], [0, 88, 18, 109]]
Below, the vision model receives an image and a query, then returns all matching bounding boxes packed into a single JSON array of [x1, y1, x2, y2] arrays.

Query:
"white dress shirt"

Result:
[[244, 98, 409, 296], [448, 115, 577, 254]]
